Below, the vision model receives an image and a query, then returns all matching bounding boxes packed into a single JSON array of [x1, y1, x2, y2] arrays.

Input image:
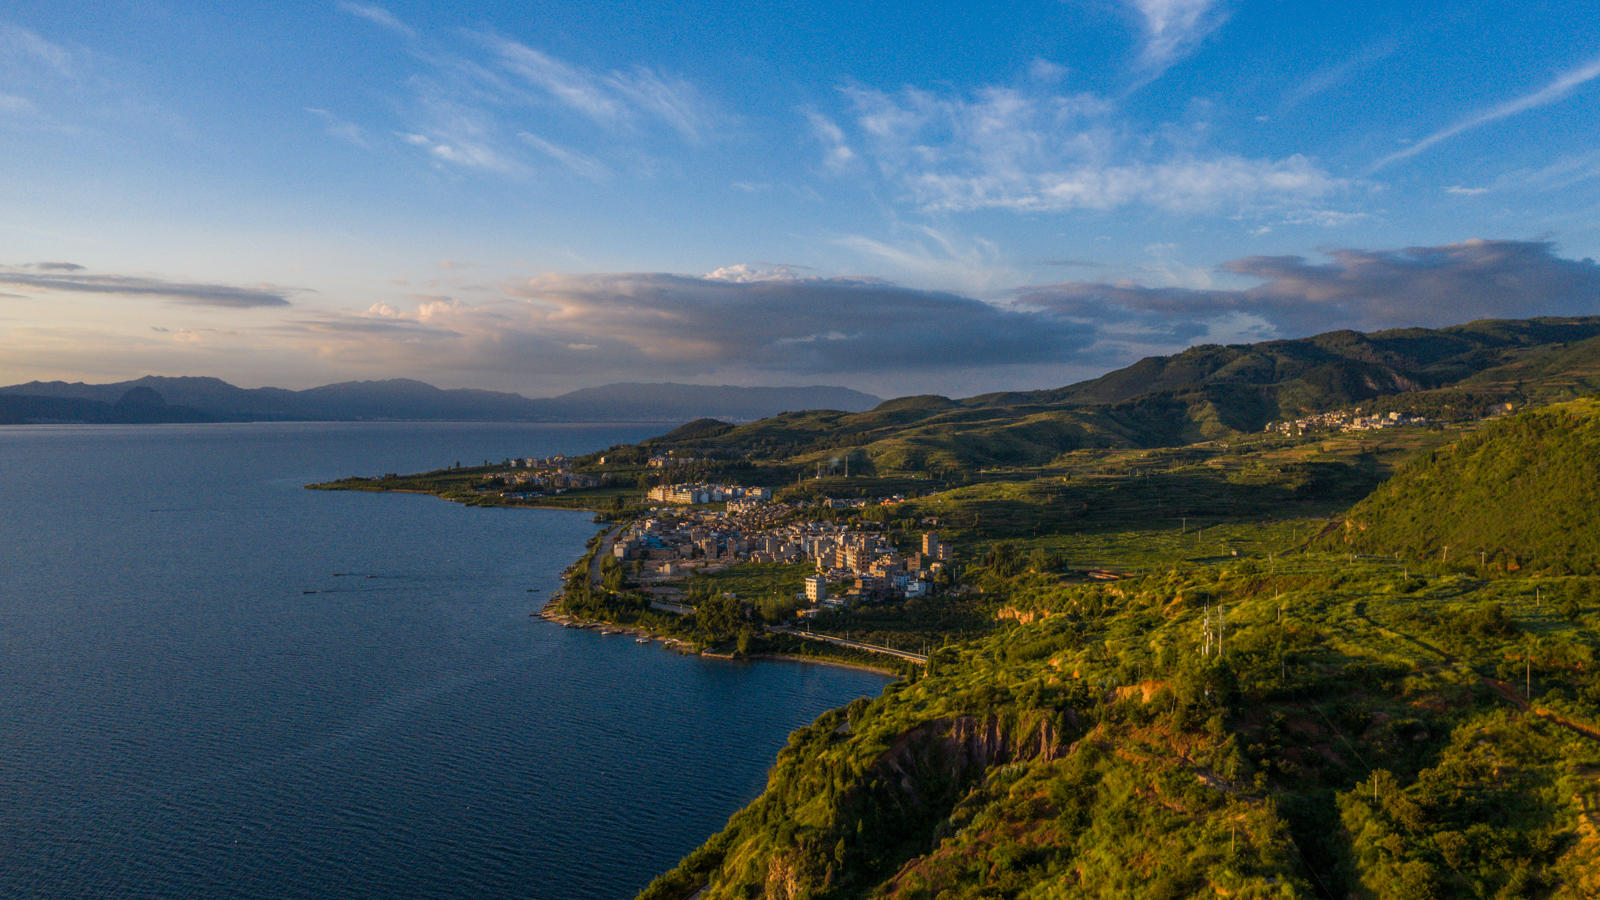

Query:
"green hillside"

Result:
[[638, 316, 1600, 473], [613, 320, 1600, 899], [641, 560, 1600, 900], [1331, 399, 1600, 574]]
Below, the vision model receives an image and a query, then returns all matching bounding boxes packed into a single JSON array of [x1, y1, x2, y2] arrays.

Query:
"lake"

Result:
[[0, 422, 891, 899]]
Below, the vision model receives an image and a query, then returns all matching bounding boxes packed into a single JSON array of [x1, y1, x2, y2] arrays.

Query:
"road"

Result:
[[589, 524, 622, 590], [766, 624, 928, 664]]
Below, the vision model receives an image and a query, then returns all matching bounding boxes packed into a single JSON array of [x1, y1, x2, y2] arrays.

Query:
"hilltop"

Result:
[[1329, 398, 1600, 574], [639, 316, 1600, 472]]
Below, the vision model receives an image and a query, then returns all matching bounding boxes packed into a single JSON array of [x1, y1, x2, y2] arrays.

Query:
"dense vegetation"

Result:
[[308, 315, 1600, 896], [634, 316, 1600, 473], [1331, 399, 1600, 574], [619, 329, 1600, 897], [640, 558, 1600, 899]]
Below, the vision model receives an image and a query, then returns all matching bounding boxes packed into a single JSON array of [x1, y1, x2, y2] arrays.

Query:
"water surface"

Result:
[[0, 422, 890, 898]]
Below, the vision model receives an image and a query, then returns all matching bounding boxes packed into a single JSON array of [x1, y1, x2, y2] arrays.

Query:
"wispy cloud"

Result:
[[1279, 36, 1399, 111], [1128, 0, 1228, 77], [344, 27, 719, 176], [519, 132, 610, 180], [833, 227, 1011, 296], [0, 21, 79, 78], [335, 2, 415, 39], [483, 34, 714, 141], [0, 265, 297, 308], [804, 109, 855, 172], [305, 106, 368, 147], [831, 82, 1340, 214], [1372, 53, 1600, 171]]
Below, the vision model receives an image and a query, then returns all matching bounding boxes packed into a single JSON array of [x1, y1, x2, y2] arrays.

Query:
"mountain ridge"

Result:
[[0, 378, 883, 425]]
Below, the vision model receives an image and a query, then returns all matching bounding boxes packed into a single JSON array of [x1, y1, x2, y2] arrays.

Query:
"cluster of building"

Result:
[[610, 501, 953, 609], [646, 482, 773, 505], [1264, 408, 1428, 435], [484, 455, 603, 496], [646, 454, 699, 468]]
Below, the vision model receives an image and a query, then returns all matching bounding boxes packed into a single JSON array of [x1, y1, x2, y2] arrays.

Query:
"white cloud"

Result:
[[1128, 0, 1227, 76], [361, 30, 719, 176], [804, 109, 855, 172], [831, 82, 1341, 214], [1372, 53, 1600, 171], [702, 264, 804, 283], [1445, 185, 1488, 196]]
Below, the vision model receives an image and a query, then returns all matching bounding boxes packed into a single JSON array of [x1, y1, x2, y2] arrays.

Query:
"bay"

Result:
[[0, 422, 891, 899]]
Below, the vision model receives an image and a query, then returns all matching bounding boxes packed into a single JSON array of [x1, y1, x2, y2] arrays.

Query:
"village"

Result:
[[611, 482, 954, 618], [1263, 406, 1429, 435]]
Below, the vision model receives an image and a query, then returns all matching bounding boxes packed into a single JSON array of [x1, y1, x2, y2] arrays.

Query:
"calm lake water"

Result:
[[0, 422, 890, 899]]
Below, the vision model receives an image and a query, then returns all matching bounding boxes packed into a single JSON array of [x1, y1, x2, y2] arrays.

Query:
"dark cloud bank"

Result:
[[1018, 239, 1600, 340], [0, 265, 293, 308]]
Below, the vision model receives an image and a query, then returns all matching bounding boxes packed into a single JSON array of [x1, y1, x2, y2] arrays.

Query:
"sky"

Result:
[[2, 0, 1599, 398]]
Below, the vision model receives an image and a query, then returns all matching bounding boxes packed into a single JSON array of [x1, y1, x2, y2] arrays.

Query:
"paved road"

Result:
[[589, 524, 622, 590]]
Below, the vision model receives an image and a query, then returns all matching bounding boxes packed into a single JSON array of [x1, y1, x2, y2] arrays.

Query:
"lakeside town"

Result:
[[614, 481, 953, 617]]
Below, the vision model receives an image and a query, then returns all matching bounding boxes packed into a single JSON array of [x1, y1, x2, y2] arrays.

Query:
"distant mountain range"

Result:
[[0, 377, 882, 425]]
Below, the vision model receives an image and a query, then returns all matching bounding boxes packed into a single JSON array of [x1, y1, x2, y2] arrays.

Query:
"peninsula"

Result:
[[314, 315, 1600, 897]]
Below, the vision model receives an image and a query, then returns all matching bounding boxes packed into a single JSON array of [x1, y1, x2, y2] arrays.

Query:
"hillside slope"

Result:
[[642, 316, 1600, 470], [1331, 398, 1600, 574]]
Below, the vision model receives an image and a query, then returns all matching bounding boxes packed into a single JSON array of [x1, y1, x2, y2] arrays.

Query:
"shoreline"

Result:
[[338, 485, 899, 679], [314, 484, 613, 515], [538, 604, 901, 679]]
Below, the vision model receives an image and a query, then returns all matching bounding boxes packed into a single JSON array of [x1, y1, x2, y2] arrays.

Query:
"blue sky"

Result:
[[2, 0, 1599, 397]]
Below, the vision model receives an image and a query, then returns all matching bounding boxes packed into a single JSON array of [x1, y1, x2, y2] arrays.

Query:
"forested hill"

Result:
[[1329, 398, 1600, 574], [638, 315, 1600, 471]]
